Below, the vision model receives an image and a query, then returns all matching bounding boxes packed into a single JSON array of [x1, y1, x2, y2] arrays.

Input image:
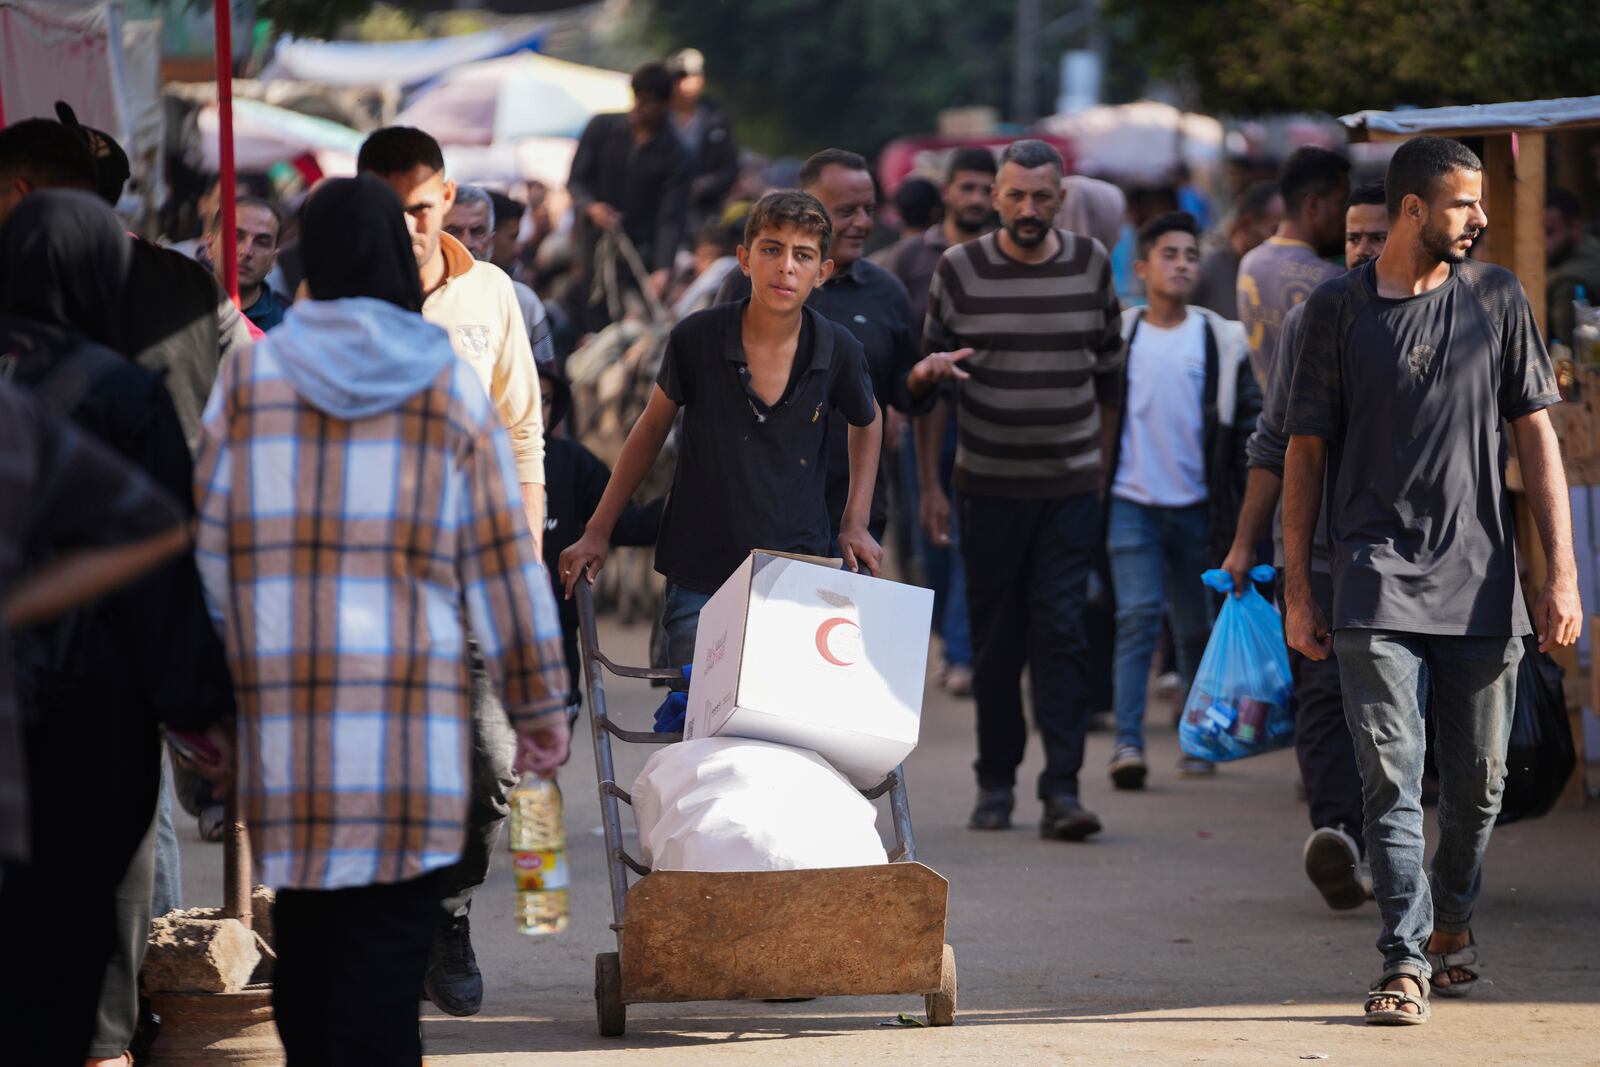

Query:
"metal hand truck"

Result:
[[576, 583, 956, 1036]]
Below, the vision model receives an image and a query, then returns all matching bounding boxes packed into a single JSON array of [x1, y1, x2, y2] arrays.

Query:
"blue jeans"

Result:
[[662, 582, 713, 680], [1106, 497, 1213, 751], [1333, 629, 1521, 978]]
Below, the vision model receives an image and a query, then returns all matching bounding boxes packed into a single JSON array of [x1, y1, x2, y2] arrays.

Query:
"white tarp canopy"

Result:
[[442, 137, 577, 187], [1341, 96, 1600, 138], [195, 97, 365, 172], [261, 26, 545, 90], [396, 52, 631, 145], [1039, 100, 1224, 182]]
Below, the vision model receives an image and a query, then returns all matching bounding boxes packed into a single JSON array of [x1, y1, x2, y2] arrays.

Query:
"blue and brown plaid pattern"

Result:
[[195, 342, 567, 890]]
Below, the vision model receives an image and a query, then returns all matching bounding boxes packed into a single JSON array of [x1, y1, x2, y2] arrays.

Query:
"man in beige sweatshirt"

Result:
[[360, 126, 546, 1017]]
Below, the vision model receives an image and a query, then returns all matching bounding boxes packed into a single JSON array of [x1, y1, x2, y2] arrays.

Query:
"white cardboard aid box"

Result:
[[683, 551, 934, 788]]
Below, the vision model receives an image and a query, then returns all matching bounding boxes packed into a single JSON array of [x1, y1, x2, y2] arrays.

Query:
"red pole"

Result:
[[214, 0, 239, 305]]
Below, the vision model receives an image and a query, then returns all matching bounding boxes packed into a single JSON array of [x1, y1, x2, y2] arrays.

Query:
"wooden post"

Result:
[[223, 786, 253, 929], [1512, 132, 1548, 337], [1479, 134, 1516, 272]]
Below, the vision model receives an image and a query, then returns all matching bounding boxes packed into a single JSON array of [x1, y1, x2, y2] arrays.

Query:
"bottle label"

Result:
[[512, 849, 569, 891]]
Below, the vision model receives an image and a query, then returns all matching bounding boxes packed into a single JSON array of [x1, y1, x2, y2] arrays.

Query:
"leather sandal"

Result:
[[1364, 971, 1430, 1025]]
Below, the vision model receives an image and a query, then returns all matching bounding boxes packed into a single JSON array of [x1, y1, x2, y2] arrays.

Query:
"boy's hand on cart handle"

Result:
[[515, 716, 571, 776], [559, 533, 610, 599], [839, 524, 884, 578]]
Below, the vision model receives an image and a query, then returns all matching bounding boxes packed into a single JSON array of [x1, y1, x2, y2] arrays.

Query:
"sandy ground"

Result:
[[178, 618, 1600, 1066]]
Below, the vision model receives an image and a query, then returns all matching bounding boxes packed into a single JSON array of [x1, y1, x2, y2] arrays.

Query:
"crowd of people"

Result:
[[0, 46, 1588, 1064]]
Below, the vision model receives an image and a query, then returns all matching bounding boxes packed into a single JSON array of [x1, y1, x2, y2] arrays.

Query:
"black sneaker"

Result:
[[967, 787, 1014, 830], [423, 915, 483, 1017], [1040, 796, 1102, 841]]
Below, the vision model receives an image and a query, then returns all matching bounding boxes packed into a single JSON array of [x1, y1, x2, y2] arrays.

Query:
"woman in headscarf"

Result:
[[0, 189, 235, 1067], [193, 176, 569, 1065]]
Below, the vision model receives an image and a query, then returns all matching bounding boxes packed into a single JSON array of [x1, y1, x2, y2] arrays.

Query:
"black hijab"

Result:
[[301, 176, 424, 312], [0, 189, 131, 350]]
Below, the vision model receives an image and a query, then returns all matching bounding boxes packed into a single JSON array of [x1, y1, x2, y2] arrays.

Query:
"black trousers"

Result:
[[960, 491, 1099, 799], [272, 869, 448, 1066], [1285, 570, 1366, 848], [0, 710, 160, 1066]]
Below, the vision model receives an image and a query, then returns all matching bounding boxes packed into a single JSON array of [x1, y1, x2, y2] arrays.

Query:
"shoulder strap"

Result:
[[1202, 316, 1220, 411]]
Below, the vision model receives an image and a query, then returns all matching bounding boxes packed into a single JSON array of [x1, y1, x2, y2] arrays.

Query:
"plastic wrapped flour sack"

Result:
[[632, 738, 889, 872]]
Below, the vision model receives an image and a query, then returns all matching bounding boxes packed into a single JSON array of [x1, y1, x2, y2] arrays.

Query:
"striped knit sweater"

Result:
[[923, 228, 1124, 498]]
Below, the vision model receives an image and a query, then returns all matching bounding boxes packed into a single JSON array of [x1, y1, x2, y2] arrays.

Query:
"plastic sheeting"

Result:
[[0, 1, 129, 143], [1341, 96, 1600, 137], [261, 26, 544, 90], [195, 97, 364, 172], [1039, 100, 1224, 182]]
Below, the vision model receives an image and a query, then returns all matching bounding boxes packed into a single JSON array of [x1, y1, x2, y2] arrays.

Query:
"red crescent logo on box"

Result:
[[815, 616, 861, 667]]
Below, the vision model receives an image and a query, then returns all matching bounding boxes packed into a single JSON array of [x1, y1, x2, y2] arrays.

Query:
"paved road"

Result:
[[178, 618, 1600, 1065]]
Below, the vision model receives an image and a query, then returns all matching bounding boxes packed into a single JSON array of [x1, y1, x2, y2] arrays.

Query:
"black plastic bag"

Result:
[[1497, 635, 1576, 825]]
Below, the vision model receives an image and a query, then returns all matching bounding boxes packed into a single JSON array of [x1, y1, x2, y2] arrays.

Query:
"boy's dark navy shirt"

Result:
[[653, 299, 877, 593]]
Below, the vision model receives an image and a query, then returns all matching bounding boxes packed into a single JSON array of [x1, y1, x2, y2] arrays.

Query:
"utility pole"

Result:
[[1012, 0, 1041, 125]]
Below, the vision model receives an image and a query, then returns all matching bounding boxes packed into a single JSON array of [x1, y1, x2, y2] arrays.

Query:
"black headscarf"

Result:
[[0, 189, 131, 350], [301, 176, 424, 312]]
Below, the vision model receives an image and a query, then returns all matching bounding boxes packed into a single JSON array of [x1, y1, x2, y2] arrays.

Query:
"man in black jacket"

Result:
[[566, 62, 689, 332], [667, 48, 738, 235]]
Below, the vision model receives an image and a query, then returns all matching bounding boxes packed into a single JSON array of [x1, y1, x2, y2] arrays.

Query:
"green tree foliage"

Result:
[[636, 0, 1053, 157], [254, 0, 396, 41], [1117, 0, 1600, 116]]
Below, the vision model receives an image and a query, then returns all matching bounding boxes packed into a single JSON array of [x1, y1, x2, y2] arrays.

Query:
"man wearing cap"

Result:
[[667, 48, 738, 235]]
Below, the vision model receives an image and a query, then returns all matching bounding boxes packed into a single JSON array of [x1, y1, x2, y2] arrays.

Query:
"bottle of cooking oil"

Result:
[[509, 775, 568, 935]]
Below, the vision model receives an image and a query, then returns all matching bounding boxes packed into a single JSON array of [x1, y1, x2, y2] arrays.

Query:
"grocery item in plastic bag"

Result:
[[632, 738, 889, 872], [1179, 566, 1295, 762]]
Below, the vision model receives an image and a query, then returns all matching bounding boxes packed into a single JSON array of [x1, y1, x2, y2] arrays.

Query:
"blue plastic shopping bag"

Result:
[[1178, 566, 1295, 762]]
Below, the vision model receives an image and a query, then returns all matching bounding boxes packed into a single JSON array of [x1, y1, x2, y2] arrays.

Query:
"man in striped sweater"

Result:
[[920, 139, 1125, 840]]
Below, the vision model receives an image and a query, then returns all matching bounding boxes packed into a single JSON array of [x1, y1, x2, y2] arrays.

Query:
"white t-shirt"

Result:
[[1111, 309, 1208, 507]]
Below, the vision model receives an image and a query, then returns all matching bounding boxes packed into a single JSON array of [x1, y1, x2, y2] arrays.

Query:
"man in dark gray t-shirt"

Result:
[[1281, 137, 1580, 1026]]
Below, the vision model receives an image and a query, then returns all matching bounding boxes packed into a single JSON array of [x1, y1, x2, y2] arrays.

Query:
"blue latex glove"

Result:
[[652, 665, 692, 733]]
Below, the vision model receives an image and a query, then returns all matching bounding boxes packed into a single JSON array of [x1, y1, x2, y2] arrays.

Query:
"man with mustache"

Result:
[[1282, 137, 1579, 1024], [921, 139, 1125, 841], [1222, 182, 1391, 912]]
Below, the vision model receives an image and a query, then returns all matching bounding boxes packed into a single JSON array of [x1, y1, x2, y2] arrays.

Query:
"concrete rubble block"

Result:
[[251, 885, 275, 950], [143, 916, 261, 995]]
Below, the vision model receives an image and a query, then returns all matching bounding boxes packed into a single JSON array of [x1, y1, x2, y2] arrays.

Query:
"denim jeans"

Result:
[[662, 582, 714, 680], [1282, 572, 1365, 848], [960, 491, 1099, 799], [1105, 497, 1213, 751], [1334, 629, 1521, 978], [437, 647, 517, 922]]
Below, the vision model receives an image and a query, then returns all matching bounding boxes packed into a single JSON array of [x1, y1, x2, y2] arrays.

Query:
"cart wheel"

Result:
[[925, 943, 957, 1026], [596, 952, 626, 1037]]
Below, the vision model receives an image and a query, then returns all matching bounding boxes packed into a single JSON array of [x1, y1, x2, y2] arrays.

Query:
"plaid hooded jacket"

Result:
[[194, 297, 567, 890]]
